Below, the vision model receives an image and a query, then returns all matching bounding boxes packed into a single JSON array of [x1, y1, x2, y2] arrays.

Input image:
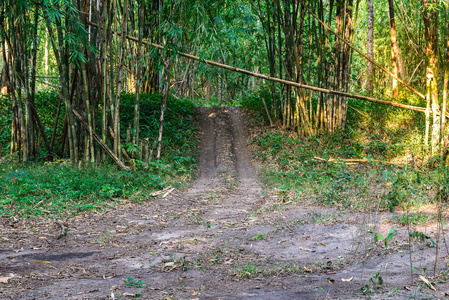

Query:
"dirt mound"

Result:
[[0, 107, 446, 299]]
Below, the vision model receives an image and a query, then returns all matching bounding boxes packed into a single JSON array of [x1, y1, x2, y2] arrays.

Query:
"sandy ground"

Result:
[[1, 107, 448, 299]]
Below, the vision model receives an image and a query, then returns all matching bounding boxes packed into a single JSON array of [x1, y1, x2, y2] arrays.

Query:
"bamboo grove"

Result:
[[1, 0, 449, 167]]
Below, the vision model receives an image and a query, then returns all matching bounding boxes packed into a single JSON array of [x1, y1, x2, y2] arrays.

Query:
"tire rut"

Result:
[[191, 106, 260, 194]]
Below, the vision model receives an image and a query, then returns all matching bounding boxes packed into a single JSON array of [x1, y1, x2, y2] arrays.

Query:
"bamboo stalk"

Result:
[[305, 6, 425, 99], [70, 107, 129, 170]]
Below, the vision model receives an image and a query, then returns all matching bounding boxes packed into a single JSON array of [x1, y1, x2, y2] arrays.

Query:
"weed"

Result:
[[409, 230, 437, 246], [251, 233, 268, 241], [187, 213, 212, 228], [391, 213, 431, 225], [308, 212, 341, 224], [361, 271, 384, 295], [96, 230, 113, 244], [124, 277, 146, 288], [369, 228, 397, 247], [382, 168, 417, 212], [237, 263, 258, 278]]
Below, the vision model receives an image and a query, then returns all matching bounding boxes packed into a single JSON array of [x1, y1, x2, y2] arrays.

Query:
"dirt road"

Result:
[[0, 107, 446, 299]]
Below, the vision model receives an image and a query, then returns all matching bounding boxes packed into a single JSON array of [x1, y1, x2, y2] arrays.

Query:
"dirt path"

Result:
[[1, 107, 447, 299]]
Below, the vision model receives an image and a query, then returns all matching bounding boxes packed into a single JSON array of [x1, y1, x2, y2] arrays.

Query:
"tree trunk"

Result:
[[156, 61, 172, 160], [423, 0, 439, 154], [388, 0, 399, 98], [133, 0, 143, 146], [442, 8, 449, 153], [366, 0, 374, 95], [113, 0, 129, 157]]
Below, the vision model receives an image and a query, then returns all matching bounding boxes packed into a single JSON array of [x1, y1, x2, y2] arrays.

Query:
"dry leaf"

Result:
[[164, 262, 175, 267], [304, 268, 312, 272], [317, 242, 326, 246], [419, 275, 436, 291], [192, 291, 200, 296], [0, 273, 14, 283], [341, 277, 353, 282]]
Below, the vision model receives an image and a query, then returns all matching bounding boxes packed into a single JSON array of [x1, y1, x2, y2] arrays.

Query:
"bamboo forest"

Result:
[[2, 0, 449, 298]]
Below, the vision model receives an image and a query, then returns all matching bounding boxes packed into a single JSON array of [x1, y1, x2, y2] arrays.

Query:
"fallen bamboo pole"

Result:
[[86, 21, 429, 115], [71, 107, 129, 170], [53, 83, 129, 170], [305, 7, 425, 99]]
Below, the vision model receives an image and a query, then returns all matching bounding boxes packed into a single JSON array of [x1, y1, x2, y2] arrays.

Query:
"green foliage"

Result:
[[382, 168, 416, 212], [391, 213, 431, 225], [240, 85, 273, 125], [120, 93, 198, 161], [237, 263, 258, 278], [0, 95, 11, 154], [124, 277, 146, 288], [409, 229, 437, 246], [0, 92, 199, 218], [361, 271, 384, 295], [369, 228, 398, 247]]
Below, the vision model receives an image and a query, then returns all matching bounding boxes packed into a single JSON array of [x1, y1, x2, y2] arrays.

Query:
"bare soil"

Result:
[[1, 107, 448, 299]]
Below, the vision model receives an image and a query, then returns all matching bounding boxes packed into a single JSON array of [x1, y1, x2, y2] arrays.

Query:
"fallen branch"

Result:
[[348, 105, 372, 120], [70, 107, 129, 170], [150, 186, 174, 197], [108, 126, 132, 162], [313, 156, 402, 166]]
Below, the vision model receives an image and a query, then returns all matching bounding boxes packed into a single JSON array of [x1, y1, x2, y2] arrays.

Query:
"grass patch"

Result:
[[0, 162, 189, 218], [391, 213, 432, 225], [247, 115, 446, 213]]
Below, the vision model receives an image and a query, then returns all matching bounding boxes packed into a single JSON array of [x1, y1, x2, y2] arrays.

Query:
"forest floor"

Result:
[[1, 107, 448, 299]]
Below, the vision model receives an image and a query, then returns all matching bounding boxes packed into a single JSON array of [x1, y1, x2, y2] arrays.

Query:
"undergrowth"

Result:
[[250, 129, 446, 211], [0, 92, 199, 218], [240, 88, 445, 212]]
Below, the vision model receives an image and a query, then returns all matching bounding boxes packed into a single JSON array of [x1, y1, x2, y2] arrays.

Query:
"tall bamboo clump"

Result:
[[0, 0, 164, 168], [254, 0, 355, 135]]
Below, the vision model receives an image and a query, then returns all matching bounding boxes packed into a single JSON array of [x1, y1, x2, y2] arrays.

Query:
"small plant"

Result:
[[188, 212, 212, 228], [409, 229, 437, 246], [251, 233, 267, 241], [383, 169, 415, 212], [361, 271, 384, 295], [308, 212, 340, 224], [124, 277, 146, 288], [391, 213, 430, 225], [369, 228, 397, 247], [96, 230, 113, 244], [239, 263, 258, 278]]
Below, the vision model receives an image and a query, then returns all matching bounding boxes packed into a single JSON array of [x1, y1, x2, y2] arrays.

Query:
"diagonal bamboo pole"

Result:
[[56, 88, 129, 170], [86, 21, 431, 115], [71, 107, 129, 170]]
